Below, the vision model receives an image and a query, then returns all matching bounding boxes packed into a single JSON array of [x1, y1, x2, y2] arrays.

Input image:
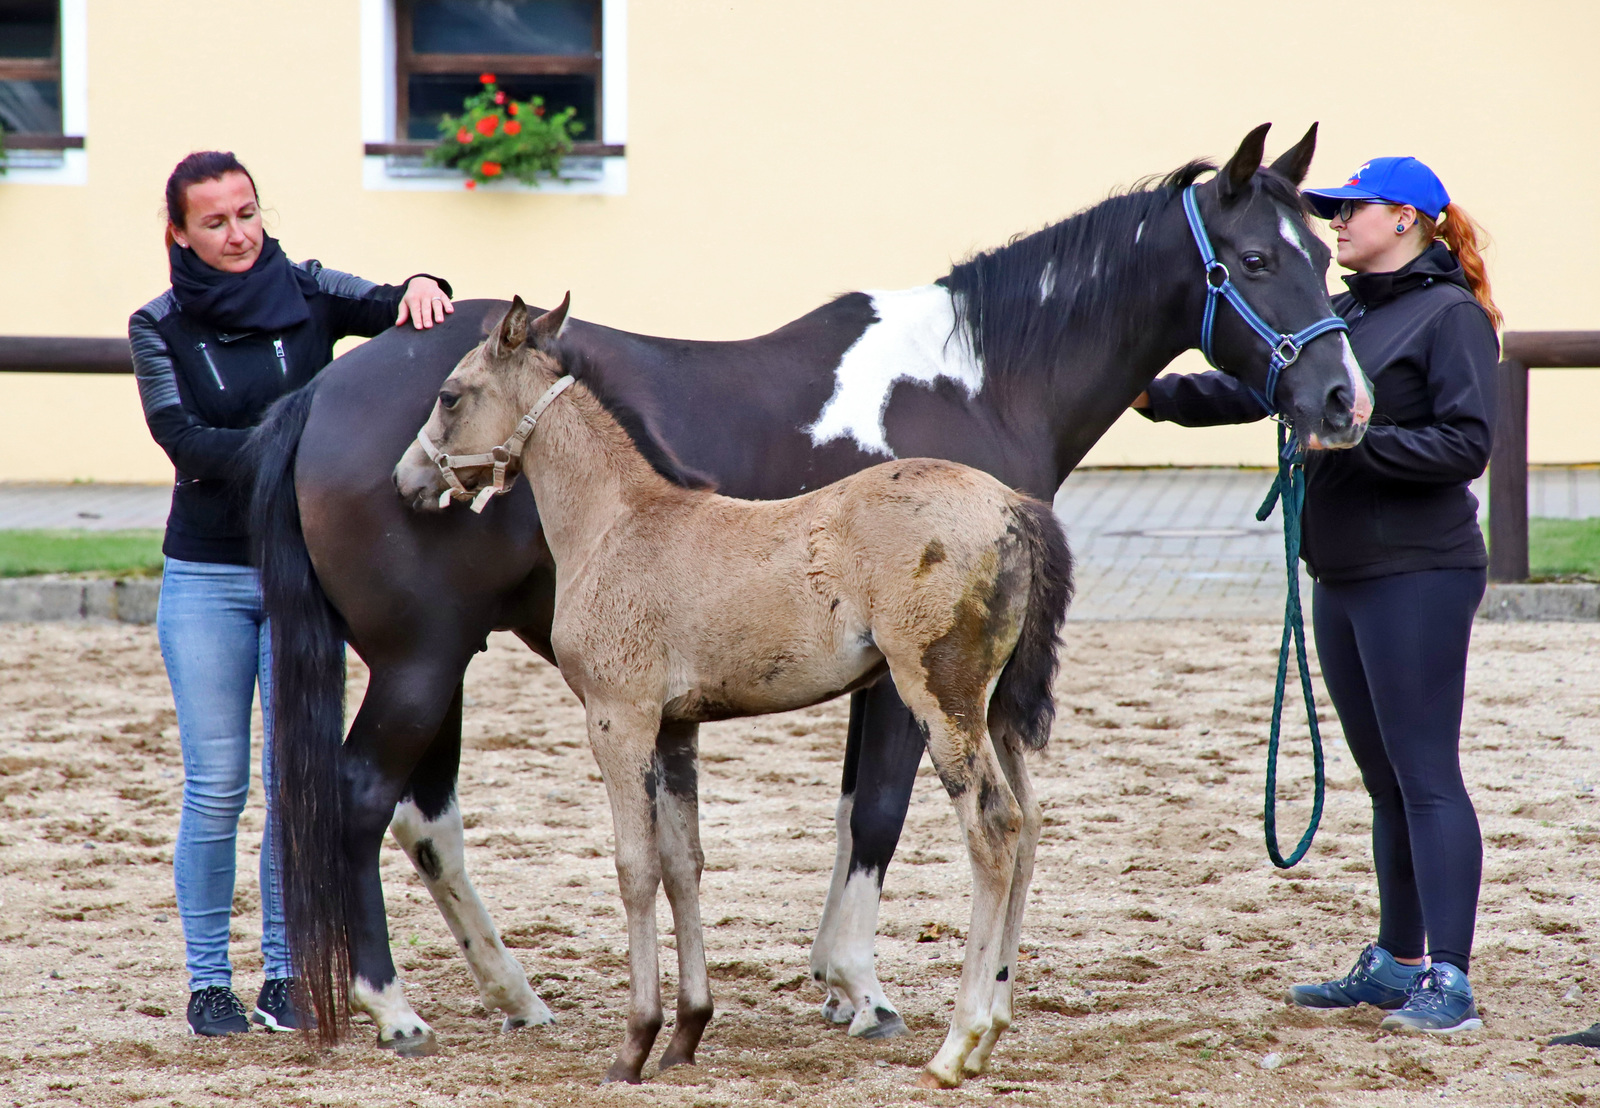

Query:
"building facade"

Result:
[[1, 0, 1595, 483]]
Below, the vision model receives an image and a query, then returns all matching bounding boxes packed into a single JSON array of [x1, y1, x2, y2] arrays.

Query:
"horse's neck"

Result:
[[519, 380, 668, 567]]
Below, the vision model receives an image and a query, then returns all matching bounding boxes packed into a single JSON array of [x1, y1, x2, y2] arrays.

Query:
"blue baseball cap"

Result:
[[1302, 156, 1451, 221]]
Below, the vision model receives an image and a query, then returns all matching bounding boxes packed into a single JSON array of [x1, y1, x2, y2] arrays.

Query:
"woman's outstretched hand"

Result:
[[397, 277, 455, 330]]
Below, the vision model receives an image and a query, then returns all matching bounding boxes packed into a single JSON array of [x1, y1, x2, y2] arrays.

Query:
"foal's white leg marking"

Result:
[[1340, 334, 1375, 422], [805, 285, 985, 457], [811, 793, 858, 1025], [962, 729, 1043, 1077], [390, 798, 555, 1031], [350, 975, 438, 1055], [1278, 215, 1314, 264]]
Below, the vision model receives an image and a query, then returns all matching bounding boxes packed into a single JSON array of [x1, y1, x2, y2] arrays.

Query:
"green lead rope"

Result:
[[1254, 421, 1326, 868]]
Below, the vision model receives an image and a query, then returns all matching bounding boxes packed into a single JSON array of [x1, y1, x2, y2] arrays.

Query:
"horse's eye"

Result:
[[1242, 252, 1267, 273], [439, 391, 460, 411]]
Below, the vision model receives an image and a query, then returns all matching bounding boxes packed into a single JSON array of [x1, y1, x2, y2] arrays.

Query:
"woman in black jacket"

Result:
[[1134, 156, 1501, 1035], [130, 151, 452, 1037]]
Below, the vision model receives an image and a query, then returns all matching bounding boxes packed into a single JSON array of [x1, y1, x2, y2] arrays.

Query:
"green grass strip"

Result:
[[1529, 517, 1600, 581], [0, 529, 165, 578]]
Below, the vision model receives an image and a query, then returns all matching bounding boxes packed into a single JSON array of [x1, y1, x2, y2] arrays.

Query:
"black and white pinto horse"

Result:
[[254, 124, 1371, 1052]]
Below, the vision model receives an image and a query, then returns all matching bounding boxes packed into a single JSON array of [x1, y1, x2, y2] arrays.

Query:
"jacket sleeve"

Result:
[[307, 262, 454, 340], [1138, 369, 1272, 427], [1339, 301, 1498, 484], [130, 307, 251, 480]]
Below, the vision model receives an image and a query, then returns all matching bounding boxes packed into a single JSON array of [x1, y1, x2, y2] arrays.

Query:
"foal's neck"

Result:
[[515, 364, 682, 568]]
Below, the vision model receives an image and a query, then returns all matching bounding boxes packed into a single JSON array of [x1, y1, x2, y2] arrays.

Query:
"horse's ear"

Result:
[[529, 291, 571, 350], [1268, 122, 1318, 188], [487, 296, 530, 361], [1220, 122, 1271, 202]]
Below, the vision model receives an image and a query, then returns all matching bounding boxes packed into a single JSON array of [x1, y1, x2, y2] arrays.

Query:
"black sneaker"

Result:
[[252, 977, 312, 1031], [187, 986, 250, 1036]]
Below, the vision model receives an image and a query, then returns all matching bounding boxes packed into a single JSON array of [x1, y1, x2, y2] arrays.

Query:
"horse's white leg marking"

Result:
[[962, 728, 1043, 1077], [810, 793, 858, 1025], [1278, 215, 1314, 264], [828, 868, 905, 1039], [805, 285, 985, 457], [350, 974, 438, 1055], [390, 798, 554, 1030], [1340, 334, 1374, 422]]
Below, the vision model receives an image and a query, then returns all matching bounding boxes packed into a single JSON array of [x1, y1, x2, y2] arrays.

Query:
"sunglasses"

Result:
[[1332, 199, 1377, 223]]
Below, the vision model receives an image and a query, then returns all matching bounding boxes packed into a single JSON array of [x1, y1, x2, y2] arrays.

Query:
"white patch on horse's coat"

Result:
[[1134, 220, 1145, 244], [806, 285, 984, 457], [1340, 334, 1374, 419], [1037, 259, 1056, 303], [1278, 216, 1313, 264]]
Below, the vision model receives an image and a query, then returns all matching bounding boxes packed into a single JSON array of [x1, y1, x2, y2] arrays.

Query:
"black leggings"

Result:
[[1312, 567, 1485, 974]]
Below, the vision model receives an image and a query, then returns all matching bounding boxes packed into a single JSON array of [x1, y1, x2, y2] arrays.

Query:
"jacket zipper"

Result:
[[196, 342, 225, 390], [273, 338, 289, 376]]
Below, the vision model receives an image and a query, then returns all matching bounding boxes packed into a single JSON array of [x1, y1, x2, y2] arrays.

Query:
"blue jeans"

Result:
[[157, 558, 290, 992]]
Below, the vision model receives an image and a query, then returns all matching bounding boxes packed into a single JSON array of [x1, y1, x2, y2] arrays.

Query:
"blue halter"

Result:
[[1181, 185, 1349, 416]]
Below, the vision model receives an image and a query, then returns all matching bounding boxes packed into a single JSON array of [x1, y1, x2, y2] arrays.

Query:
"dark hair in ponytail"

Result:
[[1416, 202, 1503, 331], [163, 151, 258, 248]]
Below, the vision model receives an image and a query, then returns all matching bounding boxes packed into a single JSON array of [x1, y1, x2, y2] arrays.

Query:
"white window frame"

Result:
[[360, 0, 626, 195], [1, 0, 88, 186]]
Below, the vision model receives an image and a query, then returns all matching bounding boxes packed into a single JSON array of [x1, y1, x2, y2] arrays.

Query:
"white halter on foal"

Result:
[[414, 374, 576, 513]]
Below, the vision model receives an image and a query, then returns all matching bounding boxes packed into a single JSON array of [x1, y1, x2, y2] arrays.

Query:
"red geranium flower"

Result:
[[533, 105, 545, 117], [503, 120, 522, 136], [456, 127, 472, 144], [480, 161, 503, 177], [507, 102, 519, 116], [475, 116, 498, 136], [494, 91, 506, 105], [479, 72, 496, 84], [465, 180, 477, 190]]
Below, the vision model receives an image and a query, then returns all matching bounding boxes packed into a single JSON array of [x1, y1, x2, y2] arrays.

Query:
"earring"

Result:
[[1396, 223, 1407, 234]]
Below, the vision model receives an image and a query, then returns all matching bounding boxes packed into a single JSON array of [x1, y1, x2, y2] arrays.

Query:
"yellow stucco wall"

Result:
[[1, 0, 1595, 483]]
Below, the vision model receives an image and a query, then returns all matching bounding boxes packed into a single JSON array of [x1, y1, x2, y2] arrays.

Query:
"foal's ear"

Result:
[[528, 291, 571, 350], [1268, 122, 1318, 188], [487, 296, 530, 361], [1219, 122, 1271, 202]]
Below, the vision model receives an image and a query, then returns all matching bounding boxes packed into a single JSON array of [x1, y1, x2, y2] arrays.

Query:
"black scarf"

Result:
[[169, 234, 319, 332]]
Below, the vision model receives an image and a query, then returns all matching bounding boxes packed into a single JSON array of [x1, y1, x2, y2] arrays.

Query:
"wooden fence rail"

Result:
[[1, 331, 1595, 583], [1491, 332, 1600, 582]]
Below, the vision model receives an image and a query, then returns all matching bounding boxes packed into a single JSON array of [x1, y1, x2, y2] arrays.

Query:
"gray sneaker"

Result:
[[1381, 963, 1483, 1034], [1288, 944, 1423, 1010]]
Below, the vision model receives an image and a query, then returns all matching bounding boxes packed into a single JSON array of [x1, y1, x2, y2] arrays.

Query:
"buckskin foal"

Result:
[[387, 295, 1074, 1087]]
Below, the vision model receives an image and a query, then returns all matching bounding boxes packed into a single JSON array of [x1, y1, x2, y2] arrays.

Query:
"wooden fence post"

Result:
[[1488, 357, 1529, 582]]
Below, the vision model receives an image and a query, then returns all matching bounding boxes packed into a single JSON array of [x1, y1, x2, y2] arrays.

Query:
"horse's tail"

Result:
[[989, 496, 1074, 751], [248, 384, 351, 1044]]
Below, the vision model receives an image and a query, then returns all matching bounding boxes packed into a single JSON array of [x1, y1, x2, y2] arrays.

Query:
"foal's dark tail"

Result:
[[248, 385, 351, 1044], [989, 497, 1074, 750]]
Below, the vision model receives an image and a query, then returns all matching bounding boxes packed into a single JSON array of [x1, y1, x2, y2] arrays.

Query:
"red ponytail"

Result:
[[1418, 202, 1503, 331]]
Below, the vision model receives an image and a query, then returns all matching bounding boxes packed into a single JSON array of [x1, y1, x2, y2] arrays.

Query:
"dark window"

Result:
[[0, 0, 62, 135], [396, 0, 601, 142]]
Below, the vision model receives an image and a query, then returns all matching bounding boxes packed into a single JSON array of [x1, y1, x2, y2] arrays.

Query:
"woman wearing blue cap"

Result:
[[1133, 154, 1501, 1035]]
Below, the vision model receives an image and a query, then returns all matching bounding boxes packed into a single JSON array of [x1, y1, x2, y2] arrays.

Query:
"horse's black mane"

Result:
[[937, 161, 1308, 379], [547, 340, 717, 491]]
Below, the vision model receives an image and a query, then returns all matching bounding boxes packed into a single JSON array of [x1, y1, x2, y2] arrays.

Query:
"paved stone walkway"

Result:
[[0, 466, 1594, 621]]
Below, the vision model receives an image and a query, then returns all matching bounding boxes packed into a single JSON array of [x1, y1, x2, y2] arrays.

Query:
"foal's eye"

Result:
[[439, 391, 460, 411], [1242, 252, 1268, 273]]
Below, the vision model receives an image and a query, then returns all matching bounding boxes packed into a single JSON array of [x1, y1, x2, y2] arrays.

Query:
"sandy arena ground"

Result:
[[0, 619, 1597, 1107]]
